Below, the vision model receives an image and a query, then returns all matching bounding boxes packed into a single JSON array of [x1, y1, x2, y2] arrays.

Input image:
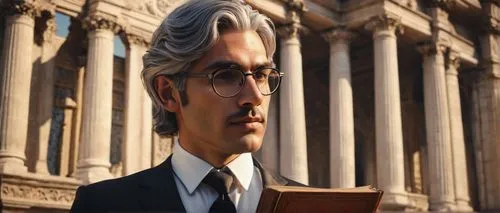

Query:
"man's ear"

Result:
[[154, 75, 180, 112]]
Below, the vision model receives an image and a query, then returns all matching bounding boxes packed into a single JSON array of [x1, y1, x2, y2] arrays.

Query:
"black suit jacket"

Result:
[[71, 155, 304, 213]]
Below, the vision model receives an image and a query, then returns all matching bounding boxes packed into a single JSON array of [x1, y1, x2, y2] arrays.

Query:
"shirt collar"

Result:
[[171, 139, 254, 194], [225, 150, 254, 191]]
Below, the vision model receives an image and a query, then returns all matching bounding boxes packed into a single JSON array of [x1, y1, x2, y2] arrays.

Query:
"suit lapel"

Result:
[[252, 157, 288, 187], [137, 156, 186, 212]]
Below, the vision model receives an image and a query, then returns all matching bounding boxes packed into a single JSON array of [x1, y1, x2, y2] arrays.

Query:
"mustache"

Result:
[[227, 107, 265, 123]]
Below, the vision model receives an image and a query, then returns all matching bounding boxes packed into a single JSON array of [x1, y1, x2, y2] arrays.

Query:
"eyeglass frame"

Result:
[[176, 67, 285, 98]]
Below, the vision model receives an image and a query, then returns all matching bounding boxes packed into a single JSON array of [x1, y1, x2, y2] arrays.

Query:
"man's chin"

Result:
[[236, 134, 263, 153]]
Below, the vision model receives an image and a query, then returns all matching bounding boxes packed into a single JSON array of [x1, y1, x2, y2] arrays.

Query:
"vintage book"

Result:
[[256, 185, 383, 213]]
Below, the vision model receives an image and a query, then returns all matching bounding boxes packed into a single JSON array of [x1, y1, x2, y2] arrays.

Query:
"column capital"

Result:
[[446, 49, 461, 75], [283, 0, 305, 12], [121, 33, 150, 49], [276, 23, 303, 40], [279, 0, 306, 39], [417, 42, 447, 56], [286, 9, 301, 25], [83, 16, 122, 34], [322, 28, 354, 44], [1, 0, 41, 18], [364, 13, 403, 35]]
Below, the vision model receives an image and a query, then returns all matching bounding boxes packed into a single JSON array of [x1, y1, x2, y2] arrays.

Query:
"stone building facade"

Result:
[[0, 0, 499, 212]]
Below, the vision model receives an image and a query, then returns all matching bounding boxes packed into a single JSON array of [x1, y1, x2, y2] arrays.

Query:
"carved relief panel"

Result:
[[126, 0, 182, 17]]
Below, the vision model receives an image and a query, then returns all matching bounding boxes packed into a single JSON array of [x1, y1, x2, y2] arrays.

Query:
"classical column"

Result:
[[32, 15, 57, 174], [138, 40, 152, 171], [476, 57, 500, 210], [475, 36, 500, 209], [0, 2, 39, 173], [476, 9, 500, 209], [152, 133, 173, 167], [322, 29, 355, 188], [418, 43, 456, 211], [277, 17, 308, 184], [261, 95, 279, 172], [76, 16, 121, 183], [365, 14, 407, 208], [141, 83, 153, 170], [445, 50, 473, 211], [123, 34, 149, 175]]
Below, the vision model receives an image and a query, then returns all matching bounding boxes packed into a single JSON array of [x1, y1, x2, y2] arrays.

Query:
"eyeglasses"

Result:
[[184, 67, 284, 98]]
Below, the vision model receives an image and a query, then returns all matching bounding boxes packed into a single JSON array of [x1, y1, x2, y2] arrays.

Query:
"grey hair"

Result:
[[141, 0, 276, 136]]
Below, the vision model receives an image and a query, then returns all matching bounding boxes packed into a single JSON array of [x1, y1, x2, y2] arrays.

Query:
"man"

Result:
[[71, 0, 303, 212]]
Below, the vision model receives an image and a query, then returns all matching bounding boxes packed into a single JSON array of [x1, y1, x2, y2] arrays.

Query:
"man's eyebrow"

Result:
[[203, 60, 242, 71], [254, 61, 275, 69], [202, 60, 276, 72]]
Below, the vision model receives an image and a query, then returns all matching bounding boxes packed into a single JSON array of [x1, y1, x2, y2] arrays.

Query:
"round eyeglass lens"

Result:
[[255, 68, 280, 95], [212, 69, 245, 97]]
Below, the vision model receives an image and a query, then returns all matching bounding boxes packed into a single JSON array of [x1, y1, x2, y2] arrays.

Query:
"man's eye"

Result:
[[215, 70, 240, 81], [254, 71, 269, 80]]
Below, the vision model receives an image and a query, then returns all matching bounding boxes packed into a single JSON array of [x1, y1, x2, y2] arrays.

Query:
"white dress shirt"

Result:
[[171, 140, 264, 213]]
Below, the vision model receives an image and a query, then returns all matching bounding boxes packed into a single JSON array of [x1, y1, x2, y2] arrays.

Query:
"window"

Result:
[[55, 12, 71, 38], [47, 67, 77, 176], [110, 56, 126, 176], [114, 35, 126, 58]]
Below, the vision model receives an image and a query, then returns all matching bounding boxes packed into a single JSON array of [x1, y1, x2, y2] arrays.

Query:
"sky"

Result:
[[55, 12, 126, 58]]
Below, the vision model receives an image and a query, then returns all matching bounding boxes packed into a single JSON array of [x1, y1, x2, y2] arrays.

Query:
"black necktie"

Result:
[[202, 168, 237, 213]]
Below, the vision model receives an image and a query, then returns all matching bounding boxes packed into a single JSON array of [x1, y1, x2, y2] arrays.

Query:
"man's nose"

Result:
[[237, 76, 264, 107]]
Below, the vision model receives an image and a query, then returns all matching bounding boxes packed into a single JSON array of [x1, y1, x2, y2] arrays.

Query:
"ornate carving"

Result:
[[322, 28, 354, 44], [122, 33, 150, 48], [82, 16, 122, 33], [276, 23, 301, 40], [287, 9, 301, 24], [446, 49, 461, 74], [2, 0, 40, 18], [127, 0, 179, 17], [284, 0, 305, 12], [364, 13, 403, 35], [1, 183, 75, 205], [279, 0, 305, 39]]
